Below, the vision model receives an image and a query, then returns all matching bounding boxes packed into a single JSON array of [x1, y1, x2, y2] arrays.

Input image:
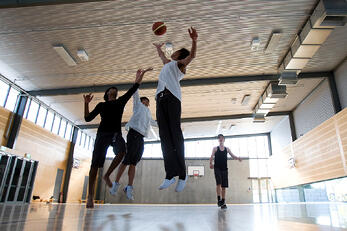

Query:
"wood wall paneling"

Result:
[[270, 108, 347, 189]]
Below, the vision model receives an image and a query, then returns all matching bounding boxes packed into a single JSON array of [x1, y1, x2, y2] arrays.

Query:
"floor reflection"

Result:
[[0, 203, 346, 231]]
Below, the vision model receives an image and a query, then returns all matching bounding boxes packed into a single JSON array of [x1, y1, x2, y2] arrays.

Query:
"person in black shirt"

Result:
[[83, 69, 150, 208], [209, 134, 242, 209]]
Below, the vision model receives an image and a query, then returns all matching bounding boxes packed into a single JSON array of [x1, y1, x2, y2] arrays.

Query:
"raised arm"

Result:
[[209, 147, 217, 169], [119, 68, 153, 104], [83, 93, 102, 122], [132, 90, 141, 111], [227, 148, 242, 162], [178, 27, 198, 67], [153, 43, 170, 65]]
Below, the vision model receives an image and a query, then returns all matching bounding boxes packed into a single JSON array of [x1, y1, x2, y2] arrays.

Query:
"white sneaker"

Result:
[[175, 176, 187, 192], [124, 185, 134, 200], [109, 181, 120, 195], [158, 178, 176, 190]]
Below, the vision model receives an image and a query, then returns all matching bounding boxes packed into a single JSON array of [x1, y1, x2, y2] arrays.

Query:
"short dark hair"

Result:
[[177, 48, 190, 60], [140, 97, 149, 102], [217, 134, 225, 139], [104, 87, 118, 101]]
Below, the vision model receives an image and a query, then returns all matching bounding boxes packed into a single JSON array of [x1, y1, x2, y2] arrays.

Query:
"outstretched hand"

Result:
[[83, 93, 93, 103], [135, 68, 153, 84], [188, 27, 198, 41]]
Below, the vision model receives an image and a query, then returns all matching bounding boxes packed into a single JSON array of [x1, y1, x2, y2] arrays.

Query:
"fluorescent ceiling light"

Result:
[[264, 32, 282, 53], [53, 45, 77, 66]]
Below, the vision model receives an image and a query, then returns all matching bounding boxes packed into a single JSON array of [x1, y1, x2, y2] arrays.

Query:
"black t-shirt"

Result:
[[85, 83, 139, 133], [214, 146, 228, 170]]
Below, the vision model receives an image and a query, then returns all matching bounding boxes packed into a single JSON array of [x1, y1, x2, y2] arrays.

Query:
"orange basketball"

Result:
[[152, 22, 166, 36]]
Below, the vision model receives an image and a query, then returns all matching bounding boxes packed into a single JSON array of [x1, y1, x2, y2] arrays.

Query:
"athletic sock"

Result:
[[221, 199, 225, 204], [217, 196, 221, 201]]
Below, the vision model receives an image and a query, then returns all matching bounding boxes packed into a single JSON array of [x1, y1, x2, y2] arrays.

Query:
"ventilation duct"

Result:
[[278, 0, 347, 85], [279, 71, 298, 85], [253, 83, 287, 121]]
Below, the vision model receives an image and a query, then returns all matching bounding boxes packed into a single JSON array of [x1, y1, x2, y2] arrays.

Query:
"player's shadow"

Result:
[[159, 222, 186, 231]]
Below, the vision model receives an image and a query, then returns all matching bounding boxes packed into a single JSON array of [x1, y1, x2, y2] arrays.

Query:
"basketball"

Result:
[[152, 22, 166, 36]]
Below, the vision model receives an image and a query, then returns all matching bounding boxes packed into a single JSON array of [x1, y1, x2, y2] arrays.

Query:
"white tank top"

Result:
[[156, 60, 185, 101]]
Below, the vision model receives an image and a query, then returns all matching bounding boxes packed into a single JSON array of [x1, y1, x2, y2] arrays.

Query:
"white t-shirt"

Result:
[[125, 90, 157, 137], [156, 60, 185, 101]]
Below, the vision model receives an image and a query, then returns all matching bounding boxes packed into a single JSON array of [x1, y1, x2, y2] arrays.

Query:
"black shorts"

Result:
[[123, 129, 144, 166], [214, 168, 228, 188], [91, 132, 126, 168]]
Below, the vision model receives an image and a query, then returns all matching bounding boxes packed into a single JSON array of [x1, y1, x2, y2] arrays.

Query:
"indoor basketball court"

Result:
[[0, 0, 346, 230]]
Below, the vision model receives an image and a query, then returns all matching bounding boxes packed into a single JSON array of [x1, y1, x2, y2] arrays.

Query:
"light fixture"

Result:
[[241, 95, 251, 106], [77, 49, 89, 61], [264, 32, 282, 53], [165, 42, 173, 56], [53, 45, 77, 66], [251, 37, 260, 51]]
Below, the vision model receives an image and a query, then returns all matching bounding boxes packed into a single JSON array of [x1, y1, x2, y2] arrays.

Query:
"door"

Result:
[[81, 176, 88, 200], [53, 169, 64, 202]]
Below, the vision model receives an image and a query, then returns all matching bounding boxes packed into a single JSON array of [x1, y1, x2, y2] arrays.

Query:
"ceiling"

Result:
[[0, 0, 346, 138]]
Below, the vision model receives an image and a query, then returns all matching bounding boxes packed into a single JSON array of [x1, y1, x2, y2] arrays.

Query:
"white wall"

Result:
[[293, 79, 335, 138], [270, 116, 292, 155], [334, 59, 347, 109]]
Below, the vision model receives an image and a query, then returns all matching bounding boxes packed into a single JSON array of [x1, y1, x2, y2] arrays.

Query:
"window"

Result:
[[0, 80, 9, 107], [80, 133, 86, 147], [59, 120, 67, 138], [65, 123, 72, 140], [5, 87, 19, 112], [44, 110, 54, 131], [36, 106, 47, 127], [77, 130, 82, 146], [52, 115, 61, 134], [27, 101, 39, 123], [142, 143, 163, 158], [89, 138, 94, 150], [24, 99, 31, 119]]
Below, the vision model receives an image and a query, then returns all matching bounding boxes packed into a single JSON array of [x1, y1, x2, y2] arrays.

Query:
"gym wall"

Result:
[[100, 159, 252, 204], [0, 107, 11, 146], [334, 59, 347, 109], [270, 108, 347, 189], [66, 145, 91, 203], [0, 105, 91, 202], [270, 116, 292, 155], [293, 79, 335, 138]]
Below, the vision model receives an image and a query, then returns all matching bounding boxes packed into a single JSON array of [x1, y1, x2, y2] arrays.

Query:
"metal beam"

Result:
[[288, 111, 297, 141], [62, 126, 78, 203], [5, 94, 28, 149], [145, 132, 271, 145], [327, 72, 342, 114], [0, 0, 110, 8], [28, 72, 329, 96], [77, 111, 291, 130]]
